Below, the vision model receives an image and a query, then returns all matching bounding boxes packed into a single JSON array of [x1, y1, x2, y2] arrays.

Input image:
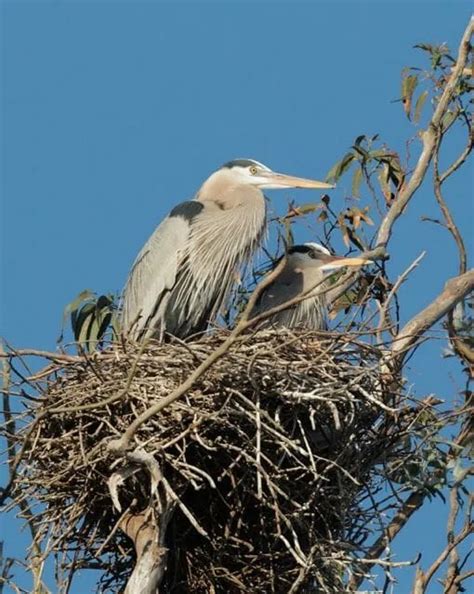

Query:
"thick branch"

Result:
[[121, 508, 170, 594], [376, 18, 473, 248], [392, 269, 474, 365]]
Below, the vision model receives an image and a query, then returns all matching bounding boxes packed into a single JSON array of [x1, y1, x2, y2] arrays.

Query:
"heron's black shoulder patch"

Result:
[[222, 159, 259, 169], [288, 245, 312, 255], [169, 201, 204, 222]]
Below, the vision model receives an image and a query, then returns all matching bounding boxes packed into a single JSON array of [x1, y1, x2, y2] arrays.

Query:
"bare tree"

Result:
[[1, 17, 472, 594]]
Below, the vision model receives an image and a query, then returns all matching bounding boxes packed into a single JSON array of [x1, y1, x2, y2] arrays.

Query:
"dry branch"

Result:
[[4, 331, 411, 593], [392, 269, 474, 365], [376, 18, 473, 248]]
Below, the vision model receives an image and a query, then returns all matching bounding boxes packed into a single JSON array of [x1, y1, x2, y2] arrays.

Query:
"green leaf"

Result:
[[351, 167, 363, 198], [98, 311, 113, 342], [337, 153, 355, 178], [326, 152, 355, 183], [58, 290, 118, 352], [337, 214, 350, 248], [353, 135, 366, 147], [73, 303, 96, 342], [370, 149, 391, 160], [80, 313, 98, 352], [378, 165, 393, 204], [326, 160, 341, 184], [414, 43, 434, 53], [58, 289, 95, 344], [413, 90, 428, 124], [111, 314, 121, 341], [360, 207, 374, 226], [401, 74, 419, 119]]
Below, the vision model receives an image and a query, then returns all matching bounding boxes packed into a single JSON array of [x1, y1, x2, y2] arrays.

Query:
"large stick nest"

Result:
[[9, 330, 404, 593]]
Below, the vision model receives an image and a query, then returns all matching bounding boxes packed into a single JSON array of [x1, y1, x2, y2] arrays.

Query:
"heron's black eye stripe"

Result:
[[222, 159, 260, 169], [288, 245, 312, 255]]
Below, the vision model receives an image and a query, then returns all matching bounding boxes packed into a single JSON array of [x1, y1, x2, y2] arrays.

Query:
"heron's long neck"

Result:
[[197, 178, 265, 210], [192, 184, 266, 261], [287, 267, 328, 330], [300, 267, 329, 301]]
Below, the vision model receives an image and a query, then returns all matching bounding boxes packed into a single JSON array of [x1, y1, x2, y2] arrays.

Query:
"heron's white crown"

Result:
[[223, 160, 280, 189], [303, 242, 331, 256]]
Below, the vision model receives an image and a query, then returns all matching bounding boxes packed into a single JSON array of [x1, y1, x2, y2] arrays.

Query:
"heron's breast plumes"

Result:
[[171, 189, 267, 331]]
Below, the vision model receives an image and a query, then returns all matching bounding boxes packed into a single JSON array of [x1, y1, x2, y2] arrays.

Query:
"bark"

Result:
[[122, 506, 173, 594]]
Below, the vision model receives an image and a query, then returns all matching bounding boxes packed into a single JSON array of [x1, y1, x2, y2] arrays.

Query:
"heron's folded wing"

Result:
[[251, 267, 300, 317], [121, 201, 203, 336]]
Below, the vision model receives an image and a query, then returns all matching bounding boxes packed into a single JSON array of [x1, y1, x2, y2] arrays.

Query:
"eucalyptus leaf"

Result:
[[58, 289, 95, 344], [351, 167, 363, 198], [413, 90, 429, 124]]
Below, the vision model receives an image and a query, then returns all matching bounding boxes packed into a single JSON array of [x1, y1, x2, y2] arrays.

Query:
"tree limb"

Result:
[[391, 269, 474, 365], [376, 18, 473, 248]]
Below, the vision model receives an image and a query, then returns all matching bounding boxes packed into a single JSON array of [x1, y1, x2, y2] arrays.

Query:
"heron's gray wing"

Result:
[[121, 201, 204, 338], [252, 266, 328, 330], [252, 267, 302, 316]]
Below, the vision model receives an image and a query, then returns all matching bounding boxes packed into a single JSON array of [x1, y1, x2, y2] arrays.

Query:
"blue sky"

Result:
[[1, 1, 473, 592]]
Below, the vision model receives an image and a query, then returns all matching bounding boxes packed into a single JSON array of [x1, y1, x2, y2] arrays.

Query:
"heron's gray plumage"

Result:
[[251, 244, 330, 330], [121, 161, 334, 341], [251, 243, 371, 331]]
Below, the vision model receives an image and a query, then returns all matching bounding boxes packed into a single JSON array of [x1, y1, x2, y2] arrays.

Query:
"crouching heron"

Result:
[[250, 243, 372, 330], [121, 160, 333, 340]]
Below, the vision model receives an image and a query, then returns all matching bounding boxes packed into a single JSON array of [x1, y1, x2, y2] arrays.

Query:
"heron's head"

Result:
[[288, 243, 372, 273], [218, 159, 334, 190]]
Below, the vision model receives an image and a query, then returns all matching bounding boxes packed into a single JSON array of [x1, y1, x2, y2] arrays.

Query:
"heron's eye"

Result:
[[249, 166, 258, 175]]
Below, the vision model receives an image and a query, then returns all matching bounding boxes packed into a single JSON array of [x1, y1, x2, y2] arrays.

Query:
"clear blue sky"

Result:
[[1, 1, 472, 592]]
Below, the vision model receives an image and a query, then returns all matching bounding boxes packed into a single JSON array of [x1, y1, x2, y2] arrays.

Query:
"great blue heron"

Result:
[[122, 160, 333, 340], [250, 242, 371, 330]]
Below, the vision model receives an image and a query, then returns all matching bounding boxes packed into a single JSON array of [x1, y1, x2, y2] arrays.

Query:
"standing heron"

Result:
[[250, 242, 371, 330], [122, 160, 333, 340]]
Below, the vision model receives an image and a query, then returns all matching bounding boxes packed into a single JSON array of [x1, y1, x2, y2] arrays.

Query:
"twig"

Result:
[[439, 132, 473, 184], [433, 138, 468, 276], [413, 520, 473, 594], [45, 339, 149, 414], [107, 257, 288, 454], [0, 348, 80, 363], [376, 17, 474, 248], [377, 252, 426, 344], [348, 490, 426, 591]]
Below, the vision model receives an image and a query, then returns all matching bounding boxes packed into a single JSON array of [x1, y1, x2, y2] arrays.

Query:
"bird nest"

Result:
[[7, 330, 405, 593]]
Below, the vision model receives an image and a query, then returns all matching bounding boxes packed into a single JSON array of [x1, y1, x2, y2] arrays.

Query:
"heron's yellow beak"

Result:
[[262, 170, 335, 190], [320, 255, 372, 272]]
